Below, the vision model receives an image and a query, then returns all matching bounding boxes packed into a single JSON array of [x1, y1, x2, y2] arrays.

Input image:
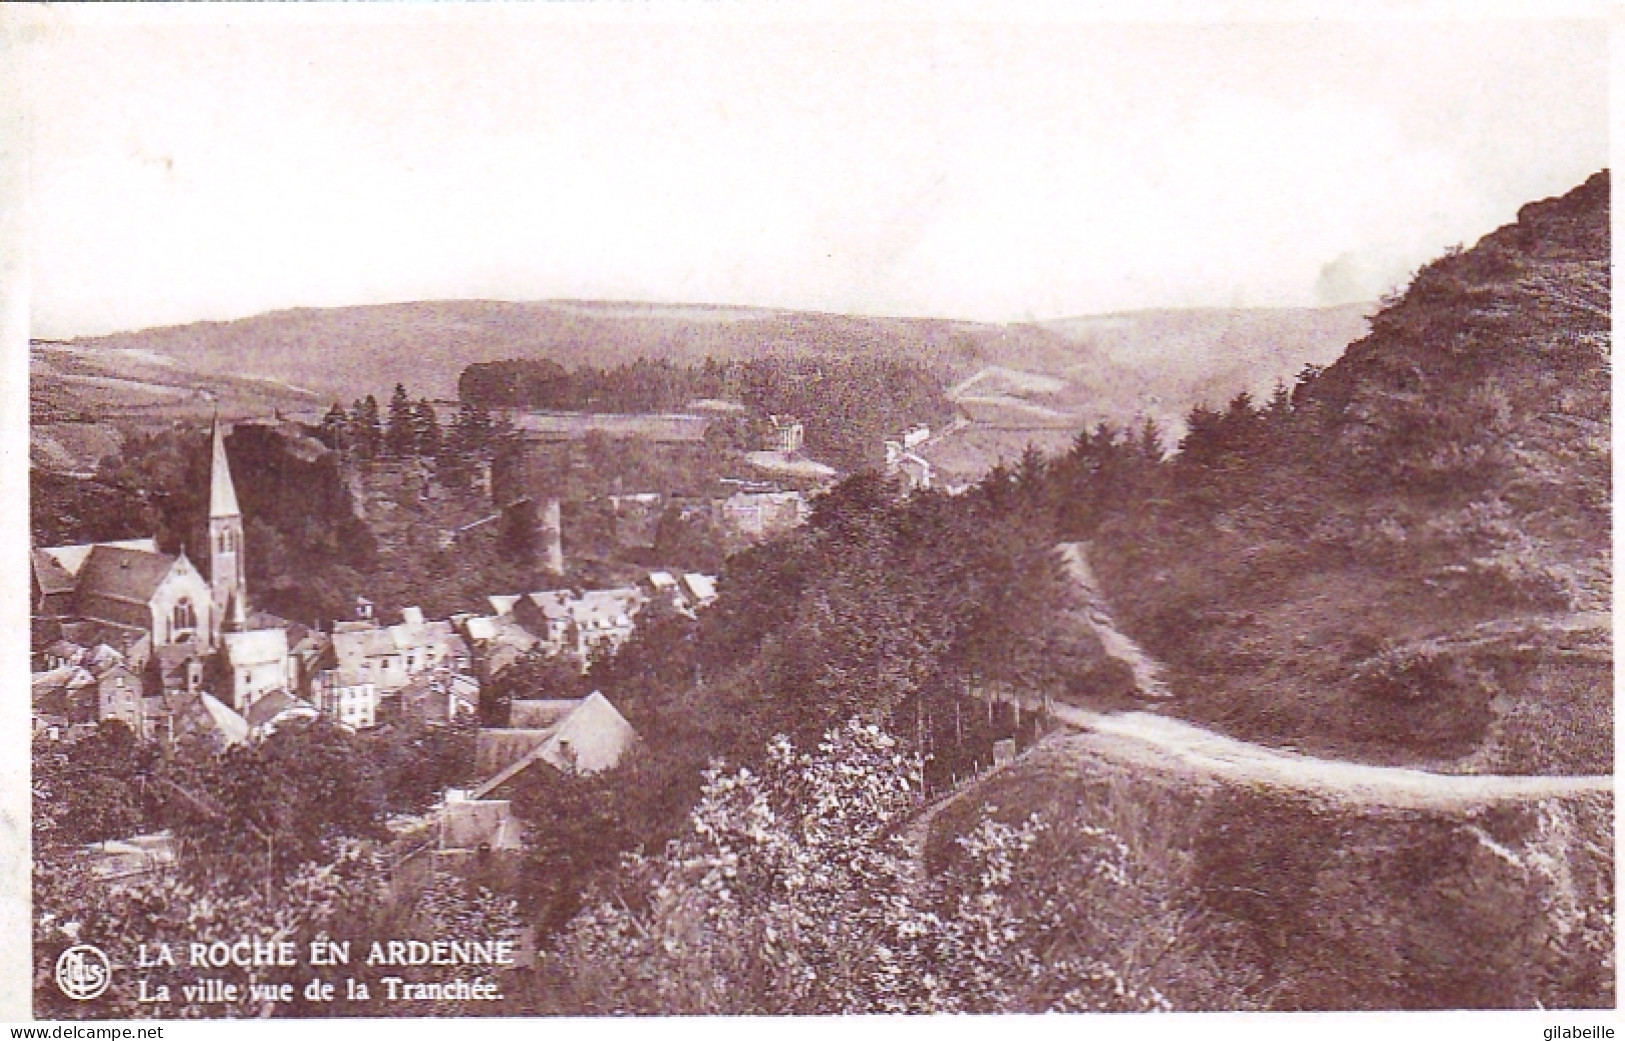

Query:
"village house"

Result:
[[95, 663, 144, 736], [314, 666, 379, 730], [223, 628, 292, 715], [715, 489, 808, 540], [767, 414, 805, 454], [399, 669, 480, 727], [470, 692, 639, 797], [243, 688, 319, 737], [507, 591, 573, 653]]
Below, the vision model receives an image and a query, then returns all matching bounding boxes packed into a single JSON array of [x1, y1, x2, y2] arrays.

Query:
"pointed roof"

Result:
[[209, 417, 240, 518], [76, 545, 181, 605]]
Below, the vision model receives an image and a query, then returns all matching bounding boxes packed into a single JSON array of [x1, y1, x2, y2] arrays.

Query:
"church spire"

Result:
[[207, 414, 246, 642], [210, 414, 240, 518]]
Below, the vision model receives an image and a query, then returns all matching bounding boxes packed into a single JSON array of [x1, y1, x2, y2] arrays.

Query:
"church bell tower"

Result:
[[208, 416, 247, 640]]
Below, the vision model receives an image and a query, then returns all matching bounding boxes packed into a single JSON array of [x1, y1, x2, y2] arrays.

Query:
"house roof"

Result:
[[198, 692, 250, 746], [38, 539, 159, 579], [508, 698, 583, 729], [483, 642, 525, 677], [209, 418, 240, 517], [481, 616, 539, 653], [487, 595, 521, 616], [44, 639, 85, 661], [319, 665, 373, 688], [569, 590, 642, 630], [95, 663, 138, 684], [32, 550, 78, 596], [646, 571, 679, 590], [682, 572, 718, 602], [524, 590, 573, 618], [245, 690, 316, 730], [539, 692, 637, 774], [32, 666, 83, 696], [75, 545, 181, 606], [156, 641, 203, 669], [388, 617, 463, 654], [471, 692, 637, 797], [333, 626, 399, 663], [84, 644, 125, 671], [224, 628, 289, 667]]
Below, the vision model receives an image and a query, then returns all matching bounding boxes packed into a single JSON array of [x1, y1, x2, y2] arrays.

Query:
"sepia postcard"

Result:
[[1, 2, 1615, 1036]]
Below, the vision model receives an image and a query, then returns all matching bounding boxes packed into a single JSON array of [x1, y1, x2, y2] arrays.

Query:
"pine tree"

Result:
[[320, 403, 348, 451], [412, 398, 441, 457], [352, 395, 382, 459], [385, 383, 415, 457]]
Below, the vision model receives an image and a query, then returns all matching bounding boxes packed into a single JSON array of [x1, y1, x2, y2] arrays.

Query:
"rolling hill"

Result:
[[39, 299, 1370, 477]]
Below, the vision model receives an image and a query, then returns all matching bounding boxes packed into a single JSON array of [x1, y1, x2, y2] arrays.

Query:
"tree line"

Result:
[[458, 354, 956, 471]]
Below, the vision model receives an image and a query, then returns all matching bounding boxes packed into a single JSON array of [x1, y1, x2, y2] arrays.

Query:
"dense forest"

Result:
[[460, 354, 956, 470]]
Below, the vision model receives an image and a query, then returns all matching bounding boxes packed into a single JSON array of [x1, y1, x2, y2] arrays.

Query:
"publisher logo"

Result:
[[55, 944, 111, 1001]]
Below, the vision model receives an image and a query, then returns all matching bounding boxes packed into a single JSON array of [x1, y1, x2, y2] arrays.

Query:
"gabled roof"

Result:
[[568, 590, 643, 630], [332, 626, 399, 663], [209, 417, 240, 518], [32, 550, 77, 596], [199, 692, 250, 746], [44, 639, 86, 662], [245, 689, 316, 730], [508, 698, 584, 729], [388, 617, 462, 654], [32, 666, 83, 696], [75, 545, 181, 606], [224, 628, 289, 667], [471, 692, 637, 797], [37, 539, 159, 579], [84, 644, 125, 672], [318, 664, 373, 688], [682, 572, 718, 603]]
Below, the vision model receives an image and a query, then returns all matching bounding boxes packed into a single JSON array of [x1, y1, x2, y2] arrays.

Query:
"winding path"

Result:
[[1049, 543, 1613, 810]]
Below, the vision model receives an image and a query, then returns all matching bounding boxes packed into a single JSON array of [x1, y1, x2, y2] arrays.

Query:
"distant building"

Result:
[[885, 439, 935, 492], [716, 489, 808, 540], [767, 415, 805, 454], [509, 410, 710, 443]]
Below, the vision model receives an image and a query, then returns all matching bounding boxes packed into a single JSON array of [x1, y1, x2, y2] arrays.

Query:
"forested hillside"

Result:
[[1052, 171, 1611, 772]]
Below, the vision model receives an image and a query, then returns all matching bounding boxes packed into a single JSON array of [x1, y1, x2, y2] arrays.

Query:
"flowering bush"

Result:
[[545, 719, 1164, 1013]]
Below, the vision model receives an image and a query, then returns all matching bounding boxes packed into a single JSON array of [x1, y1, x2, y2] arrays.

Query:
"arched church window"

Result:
[[172, 599, 196, 635]]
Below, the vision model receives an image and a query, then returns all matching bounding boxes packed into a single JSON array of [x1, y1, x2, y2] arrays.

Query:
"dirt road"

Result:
[[1051, 542, 1613, 809], [1052, 703, 1611, 809]]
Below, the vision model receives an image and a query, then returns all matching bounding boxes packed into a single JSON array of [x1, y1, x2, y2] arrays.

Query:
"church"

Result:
[[32, 418, 280, 727]]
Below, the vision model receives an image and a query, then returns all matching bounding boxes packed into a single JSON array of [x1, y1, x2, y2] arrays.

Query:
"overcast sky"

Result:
[[9, 3, 1611, 339]]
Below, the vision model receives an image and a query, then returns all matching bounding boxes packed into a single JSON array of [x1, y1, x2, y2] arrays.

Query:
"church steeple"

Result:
[[207, 415, 246, 640], [210, 415, 241, 518]]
